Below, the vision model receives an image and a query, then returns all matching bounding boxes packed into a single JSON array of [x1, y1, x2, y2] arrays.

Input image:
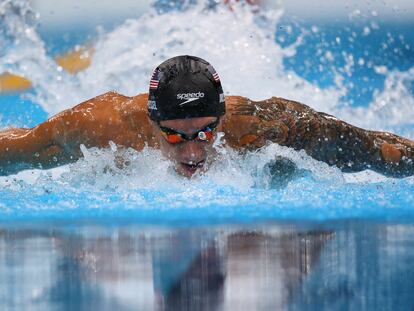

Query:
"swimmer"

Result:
[[0, 55, 413, 177]]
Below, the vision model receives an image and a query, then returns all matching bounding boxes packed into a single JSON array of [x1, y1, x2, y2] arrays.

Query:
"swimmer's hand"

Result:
[[377, 141, 414, 177], [0, 127, 73, 176], [0, 100, 90, 175], [265, 156, 307, 188]]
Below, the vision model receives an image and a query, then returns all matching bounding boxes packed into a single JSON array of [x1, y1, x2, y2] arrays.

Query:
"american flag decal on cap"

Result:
[[149, 69, 159, 89], [207, 64, 221, 83], [212, 72, 220, 83]]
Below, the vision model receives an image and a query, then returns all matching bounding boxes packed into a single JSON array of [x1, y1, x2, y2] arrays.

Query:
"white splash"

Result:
[[0, 0, 81, 112], [339, 66, 414, 132]]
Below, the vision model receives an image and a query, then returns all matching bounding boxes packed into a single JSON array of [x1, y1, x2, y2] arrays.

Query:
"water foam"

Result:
[[77, 2, 347, 116], [0, 0, 82, 112], [0, 141, 412, 222], [339, 66, 414, 133]]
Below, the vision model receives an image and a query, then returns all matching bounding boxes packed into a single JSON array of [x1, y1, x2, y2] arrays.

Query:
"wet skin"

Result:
[[152, 117, 221, 178], [0, 92, 413, 177]]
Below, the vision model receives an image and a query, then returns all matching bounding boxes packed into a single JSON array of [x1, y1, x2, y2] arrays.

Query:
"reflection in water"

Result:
[[0, 223, 414, 310]]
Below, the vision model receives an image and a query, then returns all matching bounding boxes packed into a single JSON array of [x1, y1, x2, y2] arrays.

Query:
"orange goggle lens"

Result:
[[164, 133, 185, 144]]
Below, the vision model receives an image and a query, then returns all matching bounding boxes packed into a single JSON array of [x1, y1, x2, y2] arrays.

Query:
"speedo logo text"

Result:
[[177, 92, 205, 100]]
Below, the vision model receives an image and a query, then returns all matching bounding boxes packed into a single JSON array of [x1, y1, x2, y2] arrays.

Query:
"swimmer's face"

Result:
[[153, 117, 222, 178]]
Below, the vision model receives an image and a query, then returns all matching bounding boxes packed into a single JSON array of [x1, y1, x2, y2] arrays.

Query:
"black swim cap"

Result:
[[148, 55, 225, 121]]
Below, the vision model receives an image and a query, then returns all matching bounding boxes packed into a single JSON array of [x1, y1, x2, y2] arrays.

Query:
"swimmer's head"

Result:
[[148, 55, 225, 121], [148, 55, 225, 177]]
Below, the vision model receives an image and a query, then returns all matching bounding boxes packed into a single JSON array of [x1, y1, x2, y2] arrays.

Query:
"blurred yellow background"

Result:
[[0, 46, 94, 92]]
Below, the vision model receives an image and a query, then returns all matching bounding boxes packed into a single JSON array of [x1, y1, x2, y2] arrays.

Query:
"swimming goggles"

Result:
[[158, 119, 219, 144]]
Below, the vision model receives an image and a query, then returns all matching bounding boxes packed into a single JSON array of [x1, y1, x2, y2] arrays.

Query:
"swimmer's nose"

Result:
[[180, 141, 206, 162]]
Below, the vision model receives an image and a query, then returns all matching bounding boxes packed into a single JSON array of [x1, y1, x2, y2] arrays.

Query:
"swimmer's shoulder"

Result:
[[52, 91, 130, 121], [115, 92, 156, 149], [224, 95, 311, 113], [60, 91, 148, 124], [88, 92, 154, 148], [222, 95, 293, 149], [44, 92, 152, 149], [118, 93, 154, 135], [78, 91, 133, 115]]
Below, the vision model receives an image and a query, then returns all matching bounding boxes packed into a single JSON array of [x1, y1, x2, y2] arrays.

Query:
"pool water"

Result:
[[1, 222, 414, 310], [0, 1, 414, 310]]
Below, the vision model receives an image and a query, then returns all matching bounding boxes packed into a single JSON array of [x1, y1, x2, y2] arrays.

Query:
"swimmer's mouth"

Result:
[[180, 160, 205, 173]]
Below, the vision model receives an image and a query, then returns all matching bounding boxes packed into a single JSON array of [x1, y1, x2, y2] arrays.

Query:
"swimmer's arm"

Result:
[[304, 114, 414, 177], [0, 124, 73, 176], [0, 92, 128, 176], [230, 96, 414, 177], [0, 101, 92, 175]]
